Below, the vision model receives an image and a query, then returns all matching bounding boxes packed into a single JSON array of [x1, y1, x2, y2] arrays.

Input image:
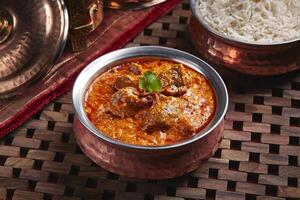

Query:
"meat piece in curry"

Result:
[[85, 59, 215, 146], [109, 87, 155, 118], [141, 87, 210, 136], [158, 64, 190, 96], [128, 63, 142, 75], [113, 75, 134, 90]]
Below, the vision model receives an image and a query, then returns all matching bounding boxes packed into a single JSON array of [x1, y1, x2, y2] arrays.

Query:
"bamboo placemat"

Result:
[[1, 1, 300, 199]]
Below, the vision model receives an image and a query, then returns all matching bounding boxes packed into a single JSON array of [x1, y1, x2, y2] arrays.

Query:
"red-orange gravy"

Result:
[[85, 59, 215, 146]]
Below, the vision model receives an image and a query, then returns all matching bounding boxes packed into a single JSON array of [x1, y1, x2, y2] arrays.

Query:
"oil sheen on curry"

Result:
[[85, 59, 216, 146]]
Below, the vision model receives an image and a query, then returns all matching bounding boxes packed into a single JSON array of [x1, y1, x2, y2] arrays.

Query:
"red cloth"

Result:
[[0, 0, 181, 137]]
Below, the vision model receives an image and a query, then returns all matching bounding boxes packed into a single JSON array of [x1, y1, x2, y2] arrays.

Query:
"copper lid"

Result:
[[0, 0, 68, 98]]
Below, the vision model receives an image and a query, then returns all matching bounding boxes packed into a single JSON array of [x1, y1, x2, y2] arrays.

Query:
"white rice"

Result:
[[195, 0, 300, 43]]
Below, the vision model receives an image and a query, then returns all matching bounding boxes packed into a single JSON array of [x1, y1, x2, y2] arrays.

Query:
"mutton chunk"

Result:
[[158, 64, 191, 96], [109, 87, 154, 118], [113, 75, 134, 90], [141, 93, 206, 136], [141, 96, 181, 132], [128, 63, 142, 75]]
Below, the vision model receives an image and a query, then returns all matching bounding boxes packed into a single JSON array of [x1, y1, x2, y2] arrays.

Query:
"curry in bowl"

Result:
[[84, 59, 215, 146]]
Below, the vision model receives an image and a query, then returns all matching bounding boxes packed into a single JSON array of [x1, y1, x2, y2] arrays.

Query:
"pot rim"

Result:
[[72, 46, 228, 150], [56, 0, 69, 61], [190, 0, 300, 47]]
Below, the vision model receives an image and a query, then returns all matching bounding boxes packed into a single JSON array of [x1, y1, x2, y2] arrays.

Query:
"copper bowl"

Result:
[[189, 0, 300, 76], [72, 46, 228, 179]]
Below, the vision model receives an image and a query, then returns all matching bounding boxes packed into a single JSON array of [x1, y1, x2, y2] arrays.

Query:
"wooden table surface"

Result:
[[1, 1, 300, 199]]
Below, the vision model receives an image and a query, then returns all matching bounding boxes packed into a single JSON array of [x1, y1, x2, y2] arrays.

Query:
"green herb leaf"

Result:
[[139, 71, 161, 93]]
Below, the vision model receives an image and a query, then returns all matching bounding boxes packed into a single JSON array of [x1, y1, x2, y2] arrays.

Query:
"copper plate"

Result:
[[0, 0, 68, 98]]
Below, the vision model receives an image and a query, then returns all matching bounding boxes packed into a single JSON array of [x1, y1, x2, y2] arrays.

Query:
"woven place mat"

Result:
[[1, 1, 300, 200]]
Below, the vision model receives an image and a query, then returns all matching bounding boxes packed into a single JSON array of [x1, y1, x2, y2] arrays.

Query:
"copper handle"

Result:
[[71, 3, 100, 35], [67, 0, 103, 52]]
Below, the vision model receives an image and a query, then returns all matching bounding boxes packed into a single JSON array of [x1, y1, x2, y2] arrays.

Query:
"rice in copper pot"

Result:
[[196, 0, 300, 43]]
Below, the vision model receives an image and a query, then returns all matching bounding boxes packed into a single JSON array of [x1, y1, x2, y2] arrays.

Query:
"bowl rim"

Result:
[[190, 0, 300, 47], [72, 46, 228, 150]]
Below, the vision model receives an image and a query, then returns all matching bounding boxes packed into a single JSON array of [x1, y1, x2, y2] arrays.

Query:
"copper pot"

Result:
[[66, 0, 167, 51], [66, 0, 104, 52], [72, 46, 228, 179], [189, 0, 300, 76]]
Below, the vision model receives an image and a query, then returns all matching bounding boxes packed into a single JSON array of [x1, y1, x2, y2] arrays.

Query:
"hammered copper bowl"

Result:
[[72, 46, 228, 179], [189, 0, 300, 76]]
